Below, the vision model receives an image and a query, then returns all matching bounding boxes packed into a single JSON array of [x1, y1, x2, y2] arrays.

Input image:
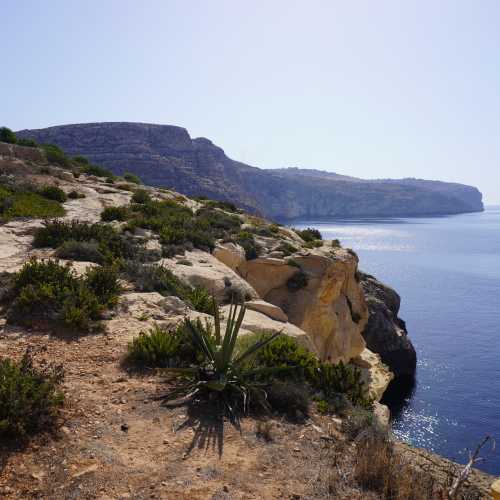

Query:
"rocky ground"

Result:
[[0, 143, 494, 499]]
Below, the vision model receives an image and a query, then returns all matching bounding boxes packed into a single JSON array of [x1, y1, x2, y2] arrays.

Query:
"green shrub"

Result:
[[186, 286, 214, 315], [38, 185, 67, 203], [101, 206, 129, 222], [236, 231, 260, 260], [265, 380, 309, 419], [67, 190, 85, 199], [287, 270, 308, 291], [295, 227, 322, 242], [246, 333, 319, 382], [116, 183, 135, 191], [122, 261, 191, 297], [277, 241, 298, 256], [5, 259, 118, 330], [17, 138, 37, 148], [304, 239, 323, 249], [33, 220, 140, 263], [0, 191, 65, 220], [176, 259, 193, 266], [72, 155, 89, 165], [81, 164, 114, 178], [331, 239, 341, 248], [41, 144, 70, 167], [125, 323, 201, 368], [131, 189, 151, 204], [204, 200, 238, 212], [55, 240, 104, 264], [85, 265, 121, 307], [0, 127, 17, 144], [123, 172, 142, 184], [0, 350, 63, 438]]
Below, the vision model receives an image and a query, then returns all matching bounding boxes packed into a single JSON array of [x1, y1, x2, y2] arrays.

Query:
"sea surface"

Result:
[[294, 206, 500, 475]]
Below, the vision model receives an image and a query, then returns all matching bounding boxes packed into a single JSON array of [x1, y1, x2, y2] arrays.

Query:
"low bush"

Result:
[[125, 323, 201, 368], [331, 238, 341, 248], [17, 138, 37, 148], [276, 241, 298, 256], [295, 227, 322, 242], [123, 172, 142, 184], [204, 200, 238, 212], [5, 259, 120, 331], [236, 231, 260, 260], [186, 286, 214, 315], [121, 261, 212, 313], [67, 190, 85, 199], [55, 240, 104, 264], [0, 190, 65, 220], [38, 185, 67, 203], [101, 206, 129, 222], [304, 239, 323, 249], [41, 144, 70, 167], [265, 380, 309, 420], [0, 350, 63, 438], [72, 155, 89, 165], [81, 164, 114, 178], [0, 127, 17, 144], [131, 189, 151, 204], [33, 220, 140, 263]]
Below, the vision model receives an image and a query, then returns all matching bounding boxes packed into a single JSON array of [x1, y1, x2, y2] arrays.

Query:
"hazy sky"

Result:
[[3, 1, 500, 202]]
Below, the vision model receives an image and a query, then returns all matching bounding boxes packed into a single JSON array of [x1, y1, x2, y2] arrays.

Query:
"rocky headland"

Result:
[[16, 122, 484, 220]]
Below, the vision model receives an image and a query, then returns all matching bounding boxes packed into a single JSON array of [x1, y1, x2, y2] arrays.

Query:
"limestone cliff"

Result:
[[359, 272, 417, 378], [16, 122, 484, 219]]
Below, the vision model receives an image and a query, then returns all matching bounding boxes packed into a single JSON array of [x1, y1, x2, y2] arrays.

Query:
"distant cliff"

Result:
[[17, 122, 484, 220]]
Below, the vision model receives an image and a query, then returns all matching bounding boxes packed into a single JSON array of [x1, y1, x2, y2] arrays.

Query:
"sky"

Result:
[[2, 0, 500, 203]]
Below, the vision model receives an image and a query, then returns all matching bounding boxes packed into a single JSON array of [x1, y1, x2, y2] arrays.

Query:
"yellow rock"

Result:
[[491, 478, 500, 499]]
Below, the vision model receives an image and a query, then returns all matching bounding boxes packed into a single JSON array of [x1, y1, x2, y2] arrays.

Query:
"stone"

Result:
[[244, 300, 288, 322], [372, 402, 390, 427], [213, 242, 245, 271], [491, 478, 500, 499], [352, 348, 394, 401], [359, 272, 417, 378], [161, 250, 258, 302]]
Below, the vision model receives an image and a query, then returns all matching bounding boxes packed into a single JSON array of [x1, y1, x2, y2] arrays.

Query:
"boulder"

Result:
[[213, 242, 246, 271], [244, 299, 288, 322], [359, 272, 417, 378], [161, 250, 258, 303], [352, 348, 394, 401]]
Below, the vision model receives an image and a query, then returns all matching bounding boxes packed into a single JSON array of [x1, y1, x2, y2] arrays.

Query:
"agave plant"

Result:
[[161, 300, 282, 416]]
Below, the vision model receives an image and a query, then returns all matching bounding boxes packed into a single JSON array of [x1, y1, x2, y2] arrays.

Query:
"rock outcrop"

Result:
[[238, 250, 368, 364], [359, 272, 417, 378], [17, 122, 484, 219]]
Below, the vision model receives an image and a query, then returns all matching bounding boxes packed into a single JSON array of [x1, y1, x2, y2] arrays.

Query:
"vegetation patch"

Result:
[[55, 240, 104, 264], [131, 189, 151, 204], [80, 163, 115, 179], [286, 269, 308, 291], [41, 144, 70, 167], [67, 190, 86, 199], [235, 231, 260, 260], [101, 206, 129, 222], [3, 259, 120, 331], [121, 261, 213, 313], [295, 227, 322, 242], [0, 186, 65, 220], [38, 185, 67, 203], [0, 350, 63, 438], [0, 126, 17, 144], [33, 220, 145, 263], [123, 172, 142, 184], [125, 323, 202, 369]]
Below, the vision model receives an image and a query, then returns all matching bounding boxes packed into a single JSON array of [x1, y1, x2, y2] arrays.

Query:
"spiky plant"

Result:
[[161, 301, 281, 416]]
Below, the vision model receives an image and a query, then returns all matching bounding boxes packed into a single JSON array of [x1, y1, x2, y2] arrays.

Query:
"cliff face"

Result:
[[16, 122, 484, 219], [359, 272, 417, 378]]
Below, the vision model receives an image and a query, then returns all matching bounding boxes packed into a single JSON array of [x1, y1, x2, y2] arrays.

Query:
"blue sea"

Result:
[[294, 207, 500, 475]]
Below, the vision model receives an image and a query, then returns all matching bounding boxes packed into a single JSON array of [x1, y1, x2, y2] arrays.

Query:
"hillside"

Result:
[[16, 123, 484, 220]]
